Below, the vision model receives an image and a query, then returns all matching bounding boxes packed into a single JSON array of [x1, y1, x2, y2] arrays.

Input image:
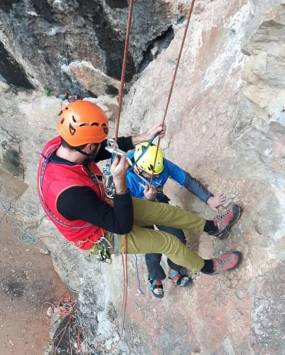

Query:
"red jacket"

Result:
[[37, 136, 105, 249]]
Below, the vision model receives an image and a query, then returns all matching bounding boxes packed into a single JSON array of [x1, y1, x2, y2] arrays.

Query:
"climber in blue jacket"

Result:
[[126, 142, 240, 298]]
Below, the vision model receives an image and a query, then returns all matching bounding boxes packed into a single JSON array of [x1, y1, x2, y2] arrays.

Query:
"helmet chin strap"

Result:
[[74, 147, 90, 157], [74, 144, 101, 161]]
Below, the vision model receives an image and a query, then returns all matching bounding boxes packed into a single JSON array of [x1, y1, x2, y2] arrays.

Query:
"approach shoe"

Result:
[[212, 251, 242, 274], [212, 204, 242, 239], [168, 270, 193, 288], [148, 279, 164, 299]]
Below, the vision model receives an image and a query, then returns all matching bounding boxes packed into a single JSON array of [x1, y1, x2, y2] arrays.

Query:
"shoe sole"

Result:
[[217, 205, 243, 239], [148, 282, 164, 299], [150, 289, 164, 298], [178, 279, 193, 288], [168, 276, 193, 288], [225, 251, 243, 272]]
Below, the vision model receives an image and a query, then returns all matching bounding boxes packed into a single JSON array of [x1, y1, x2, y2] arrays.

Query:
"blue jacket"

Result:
[[126, 150, 213, 203]]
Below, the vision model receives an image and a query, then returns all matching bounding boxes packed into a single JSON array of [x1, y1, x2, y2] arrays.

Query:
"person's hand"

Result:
[[144, 123, 166, 141], [111, 155, 129, 180], [207, 194, 226, 210], [132, 124, 166, 145], [111, 156, 129, 194], [144, 184, 157, 200]]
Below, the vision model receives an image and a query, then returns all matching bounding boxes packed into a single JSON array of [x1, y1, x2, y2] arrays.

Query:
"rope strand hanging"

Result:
[[111, 0, 196, 331], [113, 0, 135, 332], [114, 0, 135, 141], [151, 0, 197, 182]]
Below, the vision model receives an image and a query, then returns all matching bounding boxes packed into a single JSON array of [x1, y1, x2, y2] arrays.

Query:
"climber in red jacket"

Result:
[[37, 100, 242, 278]]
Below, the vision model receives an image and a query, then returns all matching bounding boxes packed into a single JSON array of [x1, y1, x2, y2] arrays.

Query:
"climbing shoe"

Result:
[[211, 204, 242, 239], [148, 279, 164, 299], [211, 251, 242, 274], [168, 270, 193, 288]]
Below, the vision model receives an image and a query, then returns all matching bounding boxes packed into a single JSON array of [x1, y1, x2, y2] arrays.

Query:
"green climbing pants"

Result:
[[117, 198, 206, 273]]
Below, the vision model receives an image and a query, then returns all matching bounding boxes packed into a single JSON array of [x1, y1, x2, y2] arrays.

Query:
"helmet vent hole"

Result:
[[60, 118, 65, 124], [79, 123, 88, 127], [69, 123, 76, 136], [72, 115, 77, 123], [91, 122, 99, 126], [58, 110, 63, 116]]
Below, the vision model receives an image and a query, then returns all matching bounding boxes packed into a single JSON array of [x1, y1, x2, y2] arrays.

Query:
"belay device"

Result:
[[103, 138, 128, 198]]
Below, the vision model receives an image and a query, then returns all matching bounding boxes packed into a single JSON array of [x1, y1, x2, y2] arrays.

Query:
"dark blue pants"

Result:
[[145, 194, 187, 281]]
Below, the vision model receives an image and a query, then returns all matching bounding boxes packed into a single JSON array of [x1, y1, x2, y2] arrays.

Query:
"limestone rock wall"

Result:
[[0, 0, 284, 354]]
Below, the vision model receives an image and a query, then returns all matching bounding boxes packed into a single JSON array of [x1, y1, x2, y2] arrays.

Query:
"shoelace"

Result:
[[214, 254, 236, 272], [215, 256, 227, 266], [214, 208, 232, 229]]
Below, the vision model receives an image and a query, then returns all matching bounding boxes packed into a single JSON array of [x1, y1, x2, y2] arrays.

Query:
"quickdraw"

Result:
[[89, 236, 112, 263], [102, 161, 116, 198], [106, 138, 128, 157]]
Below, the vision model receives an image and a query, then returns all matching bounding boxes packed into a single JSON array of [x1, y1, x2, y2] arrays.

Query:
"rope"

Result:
[[121, 237, 129, 331], [112, 0, 196, 330], [114, 0, 135, 141], [151, 0, 197, 183], [134, 254, 145, 295], [114, 0, 135, 332]]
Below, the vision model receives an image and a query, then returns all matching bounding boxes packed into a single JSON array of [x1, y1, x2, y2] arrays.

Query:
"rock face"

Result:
[[0, 0, 285, 354], [0, 0, 184, 95]]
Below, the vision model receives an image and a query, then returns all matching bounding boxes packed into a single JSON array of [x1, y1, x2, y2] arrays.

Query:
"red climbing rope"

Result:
[[114, 0, 135, 332], [113, 0, 197, 330], [121, 236, 128, 330], [151, 0, 197, 182], [114, 0, 135, 141]]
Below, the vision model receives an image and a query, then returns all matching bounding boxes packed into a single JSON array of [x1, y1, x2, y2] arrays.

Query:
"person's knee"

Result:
[[173, 229, 186, 243], [162, 233, 184, 254], [157, 226, 186, 244], [145, 253, 162, 263]]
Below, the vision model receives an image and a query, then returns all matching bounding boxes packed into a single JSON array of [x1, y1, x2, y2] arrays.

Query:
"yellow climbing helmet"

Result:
[[134, 142, 164, 175]]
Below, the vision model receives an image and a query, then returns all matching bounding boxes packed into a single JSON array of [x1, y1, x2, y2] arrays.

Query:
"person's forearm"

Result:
[[183, 172, 213, 203], [113, 192, 133, 234], [114, 178, 128, 194], [131, 124, 165, 146], [131, 132, 149, 146]]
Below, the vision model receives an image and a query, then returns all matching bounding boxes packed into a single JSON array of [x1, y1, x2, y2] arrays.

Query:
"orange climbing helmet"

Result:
[[56, 100, 109, 147]]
